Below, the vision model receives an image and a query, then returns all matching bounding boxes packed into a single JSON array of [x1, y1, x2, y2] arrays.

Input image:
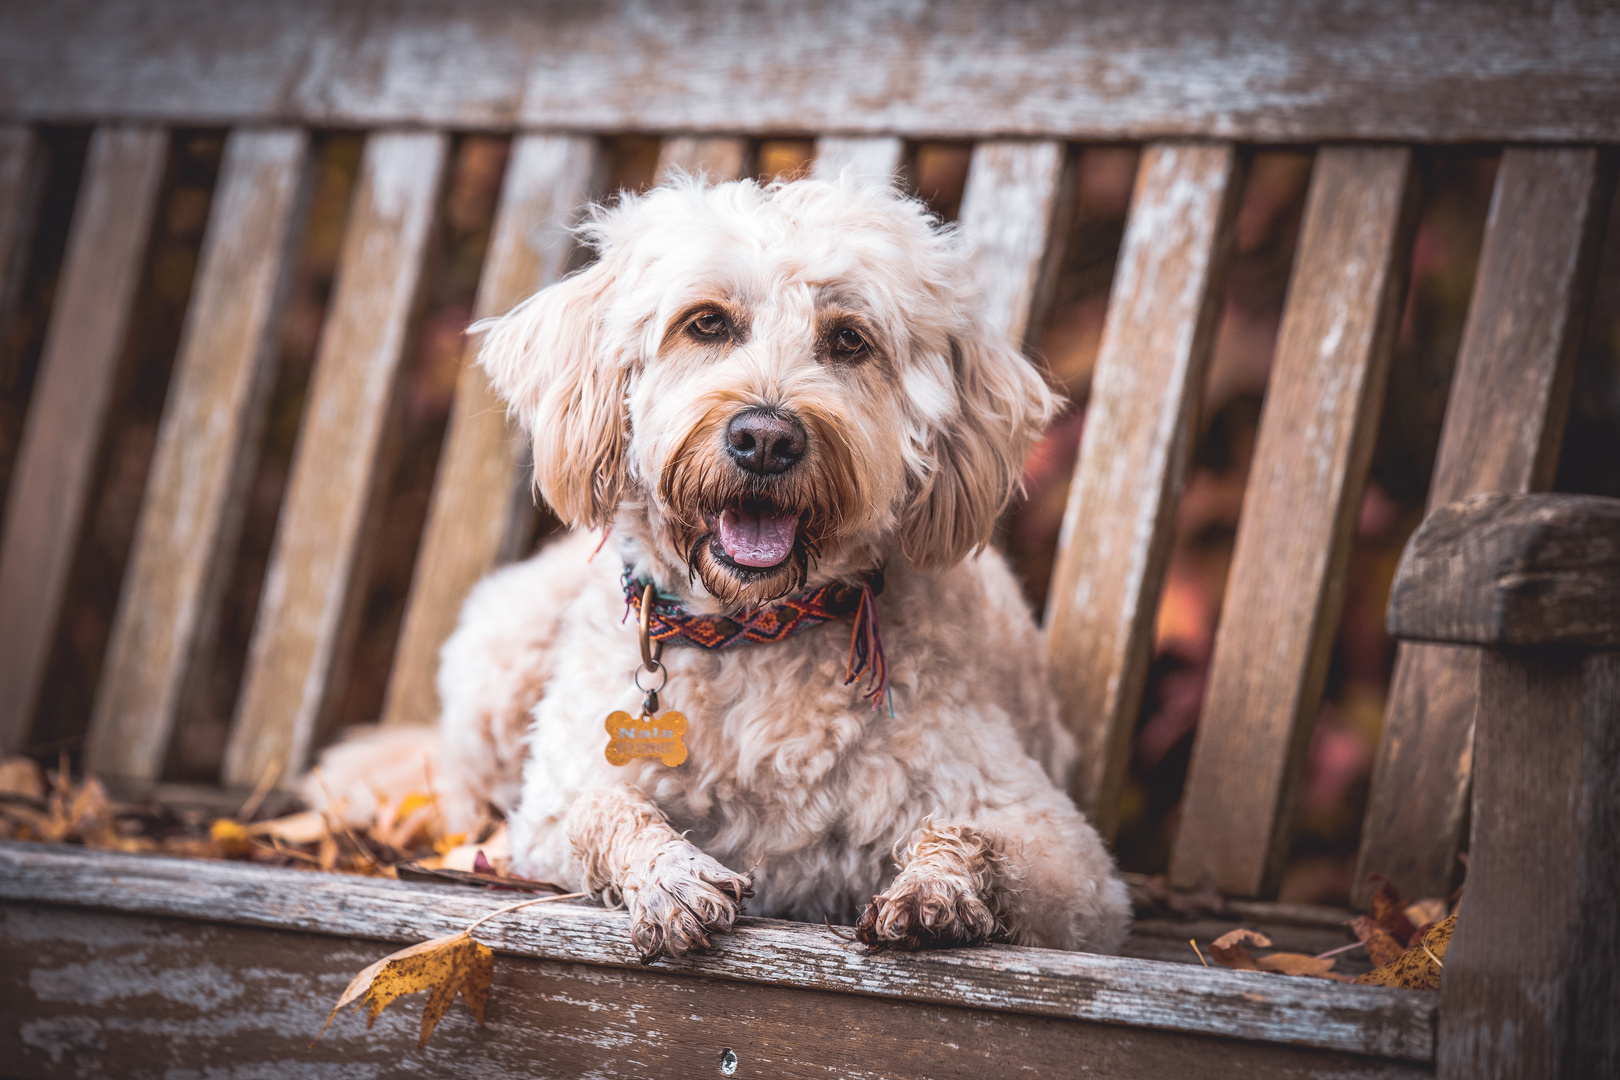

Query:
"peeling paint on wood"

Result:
[[1171, 147, 1421, 898], [0, 844, 1438, 1065], [0, 902, 1431, 1079], [1357, 149, 1614, 906], [1045, 141, 1242, 839], [223, 132, 448, 786], [956, 140, 1071, 348], [380, 135, 601, 730], [86, 129, 311, 780], [0, 2, 1616, 143], [0, 126, 168, 756]]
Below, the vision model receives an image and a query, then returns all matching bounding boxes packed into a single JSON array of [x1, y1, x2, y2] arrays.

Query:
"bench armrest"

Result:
[[1386, 492, 1620, 650]]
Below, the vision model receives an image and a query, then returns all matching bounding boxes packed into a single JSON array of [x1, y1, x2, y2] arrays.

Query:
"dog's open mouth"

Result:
[[710, 499, 801, 571]]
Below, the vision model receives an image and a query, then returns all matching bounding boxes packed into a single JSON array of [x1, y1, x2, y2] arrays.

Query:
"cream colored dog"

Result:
[[318, 175, 1128, 960]]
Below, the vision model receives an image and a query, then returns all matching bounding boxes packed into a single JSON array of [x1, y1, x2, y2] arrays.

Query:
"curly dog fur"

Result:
[[312, 174, 1129, 958]]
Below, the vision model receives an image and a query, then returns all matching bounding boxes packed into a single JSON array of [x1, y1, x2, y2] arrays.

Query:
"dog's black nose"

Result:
[[726, 408, 807, 475]]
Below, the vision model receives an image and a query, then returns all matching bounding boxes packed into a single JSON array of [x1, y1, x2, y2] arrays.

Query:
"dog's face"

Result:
[[479, 177, 1054, 609]]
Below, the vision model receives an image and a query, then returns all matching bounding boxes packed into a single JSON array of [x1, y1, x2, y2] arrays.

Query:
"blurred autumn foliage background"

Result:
[[2, 132, 1617, 906]]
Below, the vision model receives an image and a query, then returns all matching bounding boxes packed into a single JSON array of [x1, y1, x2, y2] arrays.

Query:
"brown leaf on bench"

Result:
[[1205, 928, 1352, 981], [1208, 928, 1270, 970], [316, 930, 493, 1050], [1348, 915, 1408, 968], [1354, 914, 1455, 991], [1364, 874, 1419, 944]]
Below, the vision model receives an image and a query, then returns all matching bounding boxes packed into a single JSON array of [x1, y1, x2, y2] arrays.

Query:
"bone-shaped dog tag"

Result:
[[604, 710, 688, 768]]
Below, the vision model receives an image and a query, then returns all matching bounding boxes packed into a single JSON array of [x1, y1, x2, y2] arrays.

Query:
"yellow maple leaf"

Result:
[[316, 930, 493, 1049]]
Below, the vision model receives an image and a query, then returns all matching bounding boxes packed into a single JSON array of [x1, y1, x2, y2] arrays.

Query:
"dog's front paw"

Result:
[[623, 844, 752, 962], [855, 871, 1001, 950]]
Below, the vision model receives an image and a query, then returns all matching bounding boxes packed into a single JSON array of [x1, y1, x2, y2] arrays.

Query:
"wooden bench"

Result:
[[2, 3, 1617, 1077]]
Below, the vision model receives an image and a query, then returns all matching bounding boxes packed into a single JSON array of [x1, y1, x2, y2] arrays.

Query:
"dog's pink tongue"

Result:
[[718, 507, 798, 568]]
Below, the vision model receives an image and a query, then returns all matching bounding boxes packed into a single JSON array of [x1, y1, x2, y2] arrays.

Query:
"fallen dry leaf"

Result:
[[1205, 928, 1349, 981], [1208, 928, 1270, 970], [1404, 897, 1449, 930], [0, 756, 46, 801], [1365, 875, 1420, 945], [317, 930, 493, 1050], [1349, 915, 1408, 968], [1255, 952, 1352, 981], [1355, 914, 1455, 991]]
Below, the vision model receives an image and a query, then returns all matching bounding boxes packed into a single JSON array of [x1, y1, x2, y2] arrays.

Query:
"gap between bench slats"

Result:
[[222, 132, 449, 788], [380, 135, 602, 729], [84, 130, 311, 781], [0, 126, 167, 756], [1171, 146, 1422, 897], [1045, 141, 1242, 840], [1355, 147, 1615, 907], [0, 126, 43, 363]]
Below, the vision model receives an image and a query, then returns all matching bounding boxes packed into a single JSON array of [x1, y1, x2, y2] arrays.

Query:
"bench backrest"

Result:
[[0, 1, 1615, 904]]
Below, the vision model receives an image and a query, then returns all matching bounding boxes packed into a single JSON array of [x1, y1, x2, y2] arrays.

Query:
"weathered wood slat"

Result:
[[0, 125, 43, 350], [812, 135, 906, 182], [1045, 142, 1242, 839], [1355, 148, 1613, 906], [0, 843, 1438, 1063], [1170, 147, 1420, 897], [0, 2, 1617, 143], [380, 135, 601, 730], [85, 129, 311, 781], [1435, 650, 1619, 1080], [223, 132, 448, 787], [655, 136, 750, 183], [0, 904, 1430, 1080], [1386, 494, 1620, 651], [955, 139, 1072, 348], [0, 126, 167, 755]]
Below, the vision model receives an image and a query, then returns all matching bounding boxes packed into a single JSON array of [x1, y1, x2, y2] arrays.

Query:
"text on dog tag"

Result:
[[604, 710, 688, 768]]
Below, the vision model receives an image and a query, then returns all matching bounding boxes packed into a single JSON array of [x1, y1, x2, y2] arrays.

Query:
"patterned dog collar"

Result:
[[622, 567, 889, 707]]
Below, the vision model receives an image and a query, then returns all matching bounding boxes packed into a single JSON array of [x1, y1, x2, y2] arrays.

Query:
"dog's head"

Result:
[[479, 176, 1055, 608]]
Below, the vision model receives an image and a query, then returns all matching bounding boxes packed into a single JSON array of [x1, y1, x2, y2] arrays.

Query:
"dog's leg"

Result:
[[857, 810, 1129, 954], [567, 784, 753, 961], [856, 824, 1009, 949]]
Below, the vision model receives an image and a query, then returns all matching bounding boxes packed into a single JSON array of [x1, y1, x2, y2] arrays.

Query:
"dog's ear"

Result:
[[901, 330, 1057, 568], [476, 260, 627, 529]]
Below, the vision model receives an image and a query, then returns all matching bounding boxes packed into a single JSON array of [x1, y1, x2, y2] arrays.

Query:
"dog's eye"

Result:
[[689, 311, 729, 338], [832, 327, 866, 355]]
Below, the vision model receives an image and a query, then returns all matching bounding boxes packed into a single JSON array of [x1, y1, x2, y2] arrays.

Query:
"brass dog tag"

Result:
[[604, 710, 688, 768]]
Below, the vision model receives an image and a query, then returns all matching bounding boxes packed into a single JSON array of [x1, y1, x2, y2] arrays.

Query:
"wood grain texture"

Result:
[[955, 140, 1072, 348], [1356, 148, 1614, 906], [0, 843, 1438, 1063], [85, 129, 311, 780], [0, 125, 43, 355], [812, 135, 906, 183], [1436, 650, 1619, 1080], [0, 1, 1617, 142], [381, 135, 600, 730], [655, 136, 750, 184], [1386, 493, 1620, 651], [224, 132, 448, 787], [1171, 147, 1420, 897], [0, 903, 1430, 1080], [0, 126, 167, 755], [1045, 142, 1242, 839]]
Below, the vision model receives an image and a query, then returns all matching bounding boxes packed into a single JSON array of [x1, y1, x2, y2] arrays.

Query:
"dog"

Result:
[[314, 174, 1129, 960]]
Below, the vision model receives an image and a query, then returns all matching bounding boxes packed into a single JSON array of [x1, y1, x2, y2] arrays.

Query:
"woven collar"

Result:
[[621, 566, 890, 706]]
